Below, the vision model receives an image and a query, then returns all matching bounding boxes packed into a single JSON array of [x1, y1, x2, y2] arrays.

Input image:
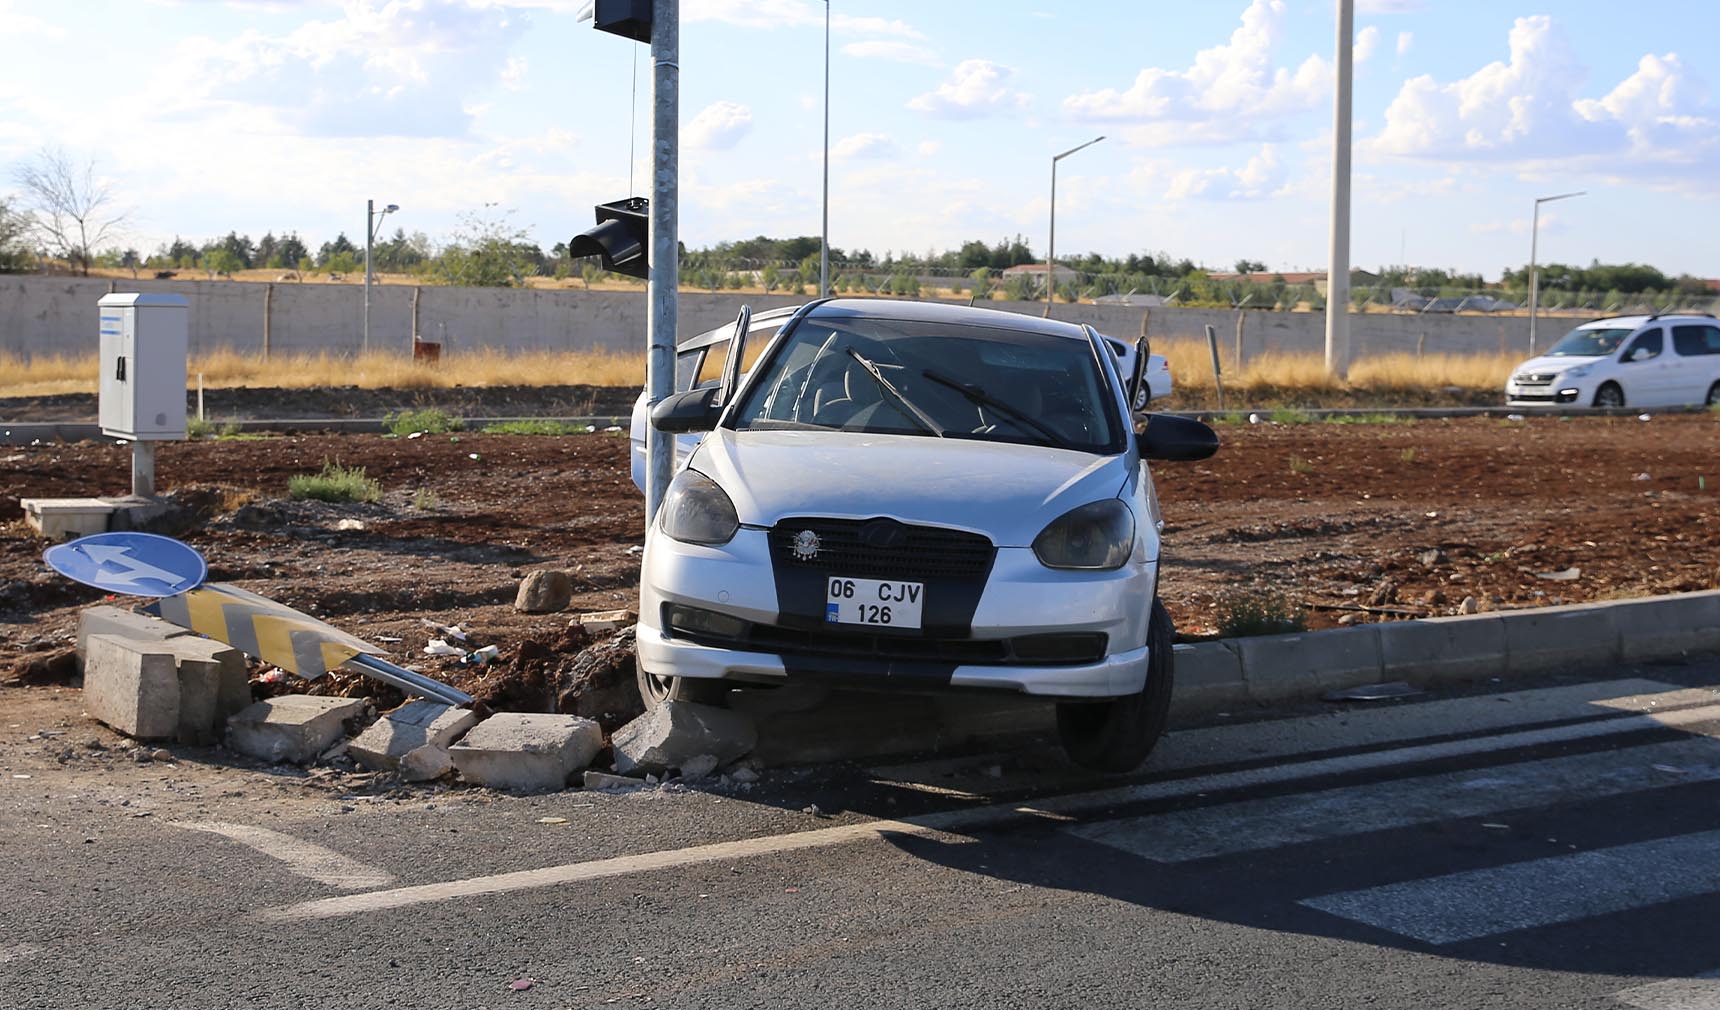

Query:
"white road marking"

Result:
[[1614, 970, 1720, 1010], [1302, 828, 1720, 945], [0, 944, 44, 965], [174, 821, 396, 890], [1069, 736, 1720, 862], [255, 700, 1720, 923]]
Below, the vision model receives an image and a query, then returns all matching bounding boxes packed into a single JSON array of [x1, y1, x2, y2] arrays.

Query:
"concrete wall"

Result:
[[0, 274, 1559, 360]]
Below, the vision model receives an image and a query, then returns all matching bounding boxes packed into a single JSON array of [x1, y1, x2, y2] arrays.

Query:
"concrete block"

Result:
[[227, 695, 367, 764], [19, 497, 114, 540], [1501, 603, 1621, 674], [612, 701, 757, 776], [1379, 614, 1507, 684], [583, 770, 644, 790], [450, 713, 603, 791], [349, 700, 479, 770], [82, 635, 181, 740], [398, 745, 452, 782], [166, 636, 251, 721], [1613, 591, 1720, 661], [1233, 626, 1383, 704], [77, 605, 189, 664], [1168, 641, 1245, 721], [172, 656, 222, 746]]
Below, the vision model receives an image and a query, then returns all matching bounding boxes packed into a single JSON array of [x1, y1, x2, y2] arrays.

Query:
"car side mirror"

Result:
[[1139, 413, 1219, 462], [651, 386, 723, 433]]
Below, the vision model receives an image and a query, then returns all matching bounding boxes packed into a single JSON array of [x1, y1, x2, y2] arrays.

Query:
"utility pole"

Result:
[[1324, 0, 1353, 377], [363, 199, 397, 355], [645, 0, 679, 521], [820, 0, 831, 298], [1527, 190, 1585, 356], [1045, 135, 1104, 318]]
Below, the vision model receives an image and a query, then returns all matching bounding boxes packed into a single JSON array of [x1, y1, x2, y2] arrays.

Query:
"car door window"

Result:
[[1622, 329, 1662, 362], [674, 349, 706, 392], [1672, 324, 1720, 357]]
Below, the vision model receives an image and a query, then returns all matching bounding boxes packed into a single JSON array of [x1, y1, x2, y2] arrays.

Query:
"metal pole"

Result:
[[1528, 199, 1540, 356], [819, 0, 830, 298], [131, 442, 155, 498], [1324, 0, 1354, 377], [363, 198, 373, 355], [645, 0, 680, 522], [1045, 135, 1104, 318]]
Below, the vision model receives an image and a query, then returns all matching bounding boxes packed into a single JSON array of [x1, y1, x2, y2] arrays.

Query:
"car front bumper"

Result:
[[1505, 376, 1588, 405], [637, 527, 1157, 699]]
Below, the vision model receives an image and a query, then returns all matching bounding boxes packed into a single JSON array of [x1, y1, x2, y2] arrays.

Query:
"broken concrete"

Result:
[[399, 745, 453, 782], [514, 570, 572, 614], [171, 654, 223, 746], [449, 713, 602, 791], [575, 609, 636, 633], [76, 606, 190, 664], [165, 636, 252, 722], [82, 635, 182, 740], [582, 770, 644, 791], [348, 700, 478, 771], [611, 701, 757, 776], [227, 695, 367, 764]]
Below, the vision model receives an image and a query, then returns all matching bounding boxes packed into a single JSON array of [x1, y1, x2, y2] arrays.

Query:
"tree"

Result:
[[317, 232, 357, 267], [0, 197, 33, 272], [277, 233, 309, 270], [969, 266, 992, 300], [1234, 258, 1267, 274], [120, 248, 140, 279], [204, 247, 242, 278], [11, 148, 128, 276], [437, 206, 538, 287]]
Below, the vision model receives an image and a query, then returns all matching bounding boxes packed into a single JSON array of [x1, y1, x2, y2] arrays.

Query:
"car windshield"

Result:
[[1546, 327, 1633, 357], [730, 315, 1124, 454]]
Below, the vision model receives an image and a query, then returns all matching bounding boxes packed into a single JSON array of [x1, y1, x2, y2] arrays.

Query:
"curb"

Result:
[[1169, 589, 1720, 722]]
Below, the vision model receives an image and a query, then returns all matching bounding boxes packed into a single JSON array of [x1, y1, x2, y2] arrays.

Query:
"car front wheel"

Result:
[[1056, 599, 1175, 774], [1706, 382, 1720, 407], [1593, 382, 1625, 409], [636, 668, 730, 710]]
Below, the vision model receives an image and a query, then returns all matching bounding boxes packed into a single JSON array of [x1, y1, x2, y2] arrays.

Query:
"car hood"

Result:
[[1515, 354, 1606, 374], [691, 428, 1130, 547]]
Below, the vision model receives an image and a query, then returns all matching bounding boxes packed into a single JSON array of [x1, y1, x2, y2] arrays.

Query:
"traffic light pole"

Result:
[[645, 0, 679, 522]]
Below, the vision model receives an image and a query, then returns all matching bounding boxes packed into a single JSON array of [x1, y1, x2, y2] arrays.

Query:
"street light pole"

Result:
[[645, 0, 680, 522], [363, 199, 397, 355], [1324, 0, 1354, 377], [1527, 190, 1585, 356], [1045, 135, 1104, 318], [820, 0, 830, 298]]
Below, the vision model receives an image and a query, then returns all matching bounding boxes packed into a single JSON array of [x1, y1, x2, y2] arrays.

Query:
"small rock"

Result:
[[730, 767, 760, 784], [1418, 549, 1442, 567], [1421, 589, 1447, 605], [514, 570, 573, 614], [1458, 596, 1480, 615], [679, 753, 720, 781], [1368, 580, 1398, 606], [583, 770, 642, 791], [151, 748, 173, 762], [802, 804, 828, 818], [398, 745, 452, 782], [334, 518, 367, 531], [1337, 613, 1360, 626]]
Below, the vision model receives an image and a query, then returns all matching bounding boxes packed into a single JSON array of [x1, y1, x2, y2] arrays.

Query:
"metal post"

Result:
[[1324, 0, 1354, 377], [262, 282, 272, 360], [1525, 191, 1585, 356], [131, 442, 155, 498], [1204, 324, 1226, 411], [819, 0, 830, 298], [645, 0, 680, 522], [1234, 311, 1246, 371], [363, 198, 373, 355], [1045, 135, 1104, 318]]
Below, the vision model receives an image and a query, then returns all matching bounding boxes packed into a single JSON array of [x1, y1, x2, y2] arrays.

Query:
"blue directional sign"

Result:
[[44, 532, 208, 598]]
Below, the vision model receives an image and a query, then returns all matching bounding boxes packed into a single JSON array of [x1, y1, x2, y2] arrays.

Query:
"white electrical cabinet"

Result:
[[98, 293, 188, 441]]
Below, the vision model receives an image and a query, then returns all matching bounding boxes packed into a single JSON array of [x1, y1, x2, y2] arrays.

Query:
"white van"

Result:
[[1505, 314, 1720, 409]]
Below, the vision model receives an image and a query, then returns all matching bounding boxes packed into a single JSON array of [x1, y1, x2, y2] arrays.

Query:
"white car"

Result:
[[631, 298, 1216, 772], [629, 303, 1173, 492], [1505, 314, 1720, 409]]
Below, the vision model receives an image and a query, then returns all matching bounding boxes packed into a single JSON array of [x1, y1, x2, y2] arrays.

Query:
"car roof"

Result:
[[1579, 313, 1717, 330], [809, 297, 1094, 341]]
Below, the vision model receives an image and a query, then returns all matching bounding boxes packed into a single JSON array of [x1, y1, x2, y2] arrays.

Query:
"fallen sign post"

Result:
[[45, 532, 472, 707]]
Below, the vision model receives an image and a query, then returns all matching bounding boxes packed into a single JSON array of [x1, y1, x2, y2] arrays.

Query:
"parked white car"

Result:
[[630, 298, 1216, 772], [1505, 314, 1720, 409]]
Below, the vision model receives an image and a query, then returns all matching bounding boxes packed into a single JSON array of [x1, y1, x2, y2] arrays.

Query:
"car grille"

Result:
[[1513, 372, 1556, 385], [768, 518, 996, 580]]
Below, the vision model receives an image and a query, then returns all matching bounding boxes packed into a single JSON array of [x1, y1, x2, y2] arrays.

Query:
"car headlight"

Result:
[[658, 469, 739, 545], [1562, 364, 1593, 379], [1033, 499, 1135, 570]]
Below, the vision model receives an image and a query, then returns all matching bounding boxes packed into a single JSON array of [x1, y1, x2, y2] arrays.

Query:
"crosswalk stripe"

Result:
[[1613, 969, 1720, 1009], [1068, 737, 1720, 863], [173, 822, 396, 890], [1301, 828, 1720, 945]]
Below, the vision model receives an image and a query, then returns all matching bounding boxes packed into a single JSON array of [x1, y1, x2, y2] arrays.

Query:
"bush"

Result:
[[1215, 589, 1307, 638], [482, 419, 588, 435], [384, 408, 464, 436], [289, 460, 381, 503]]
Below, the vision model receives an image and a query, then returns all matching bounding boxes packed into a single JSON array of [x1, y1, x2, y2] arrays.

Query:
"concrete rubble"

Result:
[[450, 712, 603, 792], [76, 605, 189, 662], [82, 633, 249, 744], [611, 700, 757, 776], [399, 745, 453, 782], [227, 695, 368, 764], [348, 699, 477, 771]]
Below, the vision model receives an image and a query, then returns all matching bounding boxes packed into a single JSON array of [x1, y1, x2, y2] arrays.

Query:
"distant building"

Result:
[[1206, 268, 1379, 295], [1001, 263, 1079, 285]]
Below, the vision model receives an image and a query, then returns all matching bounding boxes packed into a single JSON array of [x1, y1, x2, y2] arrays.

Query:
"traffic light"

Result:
[[569, 197, 649, 279], [588, 0, 650, 43]]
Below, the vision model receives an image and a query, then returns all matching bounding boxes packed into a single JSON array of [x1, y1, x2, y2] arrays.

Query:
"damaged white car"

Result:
[[633, 298, 1216, 771]]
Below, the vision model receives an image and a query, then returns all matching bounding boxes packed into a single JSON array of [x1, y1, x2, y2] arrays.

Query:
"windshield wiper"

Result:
[[920, 368, 1077, 451], [844, 349, 944, 437]]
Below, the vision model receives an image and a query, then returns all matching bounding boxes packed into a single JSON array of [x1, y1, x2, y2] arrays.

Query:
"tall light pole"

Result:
[[1527, 190, 1585, 356], [1046, 135, 1104, 317], [819, 0, 831, 298], [364, 199, 398, 355], [1324, 0, 1353, 377]]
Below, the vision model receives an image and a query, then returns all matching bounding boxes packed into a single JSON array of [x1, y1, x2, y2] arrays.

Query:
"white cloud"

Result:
[[1358, 0, 1422, 11], [908, 60, 1030, 119], [500, 56, 529, 92], [685, 101, 754, 150], [842, 40, 940, 67], [684, 0, 922, 38], [1061, 0, 1328, 146], [1396, 31, 1413, 57], [0, 0, 62, 37], [831, 132, 899, 160], [917, 140, 941, 157], [1368, 15, 1718, 184], [1229, 144, 1285, 197], [1354, 26, 1379, 65]]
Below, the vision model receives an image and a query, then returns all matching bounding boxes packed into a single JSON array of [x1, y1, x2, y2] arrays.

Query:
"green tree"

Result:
[[1234, 258, 1267, 274], [436, 207, 538, 287], [761, 264, 780, 293], [317, 232, 357, 267], [580, 262, 603, 290], [204, 247, 243, 277], [969, 267, 992, 300], [277, 233, 309, 269]]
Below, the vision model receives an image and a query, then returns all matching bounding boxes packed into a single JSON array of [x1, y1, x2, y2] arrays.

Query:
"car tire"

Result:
[[1706, 382, 1720, 407], [1055, 599, 1175, 774], [1593, 382, 1625, 409], [636, 667, 730, 710]]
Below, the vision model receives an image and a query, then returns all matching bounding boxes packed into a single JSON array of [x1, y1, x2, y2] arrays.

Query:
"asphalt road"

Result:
[[6, 658, 1720, 1009]]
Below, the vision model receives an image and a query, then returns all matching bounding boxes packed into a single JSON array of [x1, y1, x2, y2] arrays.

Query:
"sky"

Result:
[[0, 0, 1715, 279]]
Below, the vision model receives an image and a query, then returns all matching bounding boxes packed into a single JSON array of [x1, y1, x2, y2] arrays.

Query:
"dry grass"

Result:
[[1151, 339, 1517, 393]]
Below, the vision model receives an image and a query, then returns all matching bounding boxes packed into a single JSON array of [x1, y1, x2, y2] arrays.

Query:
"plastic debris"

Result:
[[537, 816, 568, 825], [1481, 823, 1510, 830], [259, 667, 289, 685], [509, 978, 534, 991], [463, 644, 500, 666], [406, 431, 424, 440], [1638, 413, 1652, 421], [1633, 472, 1651, 481], [468, 453, 481, 461], [1534, 567, 1581, 581], [1505, 413, 1525, 421], [420, 620, 469, 642], [1652, 764, 1689, 775], [424, 638, 464, 657]]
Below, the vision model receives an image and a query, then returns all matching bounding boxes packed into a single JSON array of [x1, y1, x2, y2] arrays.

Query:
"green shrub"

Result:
[[384, 408, 464, 436], [411, 487, 440, 511], [481, 419, 587, 435], [1215, 589, 1308, 638], [289, 460, 381, 503]]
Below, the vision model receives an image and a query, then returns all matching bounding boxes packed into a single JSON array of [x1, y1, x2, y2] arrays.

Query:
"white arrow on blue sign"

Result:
[[43, 532, 208, 598]]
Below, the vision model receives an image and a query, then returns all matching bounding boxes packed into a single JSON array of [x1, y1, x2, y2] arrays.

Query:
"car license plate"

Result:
[[825, 577, 923, 629]]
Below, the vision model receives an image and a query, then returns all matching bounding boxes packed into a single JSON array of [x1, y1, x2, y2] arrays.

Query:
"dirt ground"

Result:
[[2, 413, 1717, 711]]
